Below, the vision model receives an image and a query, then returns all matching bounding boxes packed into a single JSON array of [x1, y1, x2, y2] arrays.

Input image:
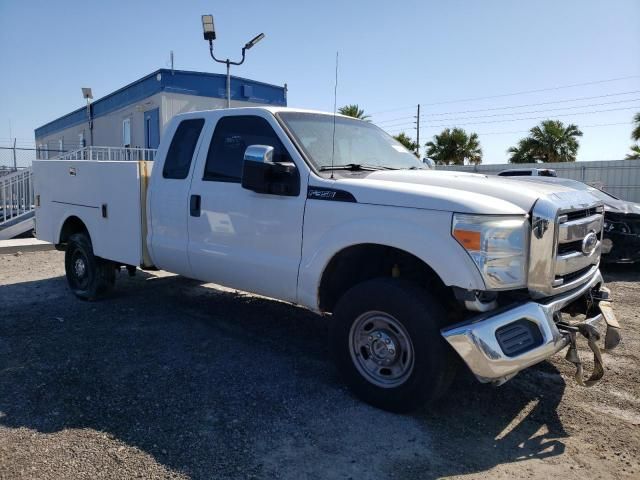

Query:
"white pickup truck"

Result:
[[34, 107, 621, 412]]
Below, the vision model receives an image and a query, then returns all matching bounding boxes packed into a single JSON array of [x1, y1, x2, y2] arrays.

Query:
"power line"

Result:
[[383, 111, 637, 133], [382, 104, 640, 131], [374, 90, 640, 125], [369, 74, 640, 116], [383, 122, 632, 138], [378, 98, 640, 129], [474, 121, 633, 136]]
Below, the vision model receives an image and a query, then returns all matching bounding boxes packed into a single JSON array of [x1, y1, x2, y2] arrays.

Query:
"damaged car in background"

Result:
[[511, 176, 640, 265]]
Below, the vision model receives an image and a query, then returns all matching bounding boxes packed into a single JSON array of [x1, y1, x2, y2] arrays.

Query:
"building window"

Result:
[[79, 132, 85, 148], [37, 144, 48, 160], [58, 139, 64, 154], [123, 118, 131, 147]]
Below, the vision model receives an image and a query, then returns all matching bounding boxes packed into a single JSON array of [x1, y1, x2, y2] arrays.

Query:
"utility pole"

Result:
[[12, 138, 17, 171], [415, 104, 421, 158]]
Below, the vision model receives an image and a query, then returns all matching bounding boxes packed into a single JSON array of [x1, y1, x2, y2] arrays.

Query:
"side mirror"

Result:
[[241, 145, 300, 196], [423, 157, 436, 169]]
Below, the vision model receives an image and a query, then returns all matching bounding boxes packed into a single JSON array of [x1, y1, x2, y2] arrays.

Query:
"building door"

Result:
[[144, 108, 160, 149]]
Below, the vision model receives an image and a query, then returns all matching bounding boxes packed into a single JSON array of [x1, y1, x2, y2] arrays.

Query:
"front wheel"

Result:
[[329, 278, 456, 412], [65, 233, 115, 300]]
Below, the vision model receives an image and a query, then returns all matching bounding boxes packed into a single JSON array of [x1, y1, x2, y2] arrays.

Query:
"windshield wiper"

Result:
[[319, 163, 395, 172]]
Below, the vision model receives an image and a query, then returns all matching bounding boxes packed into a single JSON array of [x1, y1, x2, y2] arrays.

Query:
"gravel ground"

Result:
[[0, 250, 638, 480]]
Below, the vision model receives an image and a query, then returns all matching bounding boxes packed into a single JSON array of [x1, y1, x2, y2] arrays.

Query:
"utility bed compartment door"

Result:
[[34, 160, 145, 266]]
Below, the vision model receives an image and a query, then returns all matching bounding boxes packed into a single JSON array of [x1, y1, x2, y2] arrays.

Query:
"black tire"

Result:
[[65, 233, 115, 300], [329, 277, 456, 412]]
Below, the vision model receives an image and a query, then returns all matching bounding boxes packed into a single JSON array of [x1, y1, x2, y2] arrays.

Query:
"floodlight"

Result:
[[81, 88, 93, 100], [244, 33, 265, 50], [202, 15, 216, 41]]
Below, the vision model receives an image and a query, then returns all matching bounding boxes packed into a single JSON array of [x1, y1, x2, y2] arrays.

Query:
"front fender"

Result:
[[297, 201, 485, 311]]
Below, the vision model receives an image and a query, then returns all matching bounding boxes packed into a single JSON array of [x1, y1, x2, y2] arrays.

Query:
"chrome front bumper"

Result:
[[441, 270, 608, 384]]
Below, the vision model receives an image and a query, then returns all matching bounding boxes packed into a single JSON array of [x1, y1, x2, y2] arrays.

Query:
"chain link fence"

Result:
[[0, 145, 75, 173]]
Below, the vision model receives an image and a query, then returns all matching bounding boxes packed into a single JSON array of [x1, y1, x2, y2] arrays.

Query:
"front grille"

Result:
[[565, 207, 599, 221], [554, 206, 603, 287], [529, 195, 605, 298], [495, 320, 543, 357], [556, 265, 593, 284], [557, 239, 582, 255]]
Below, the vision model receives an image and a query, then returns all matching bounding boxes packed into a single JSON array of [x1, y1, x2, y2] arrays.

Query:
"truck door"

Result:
[[187, 113, 307, 303], [148, 117, 206, 276]]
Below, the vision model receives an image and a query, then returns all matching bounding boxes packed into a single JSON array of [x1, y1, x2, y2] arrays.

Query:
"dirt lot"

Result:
[[0, 250, 638, 480]]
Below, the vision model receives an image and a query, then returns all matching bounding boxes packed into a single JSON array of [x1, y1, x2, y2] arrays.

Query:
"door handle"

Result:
[[190, 194, 201, 217]]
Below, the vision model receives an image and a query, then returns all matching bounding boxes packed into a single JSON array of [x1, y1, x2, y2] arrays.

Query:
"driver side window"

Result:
[[203, 116, 290, 182]]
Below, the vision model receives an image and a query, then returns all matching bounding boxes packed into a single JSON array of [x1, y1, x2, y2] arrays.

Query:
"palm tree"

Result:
[[425, 128, 482, 165], [338, 104, 370, 121], [508, 120, 582, 163], [632, 112, 640, 142], [626, 145, 640, 160], [507, 138, 537, 164], [393, 132, 419, 157]]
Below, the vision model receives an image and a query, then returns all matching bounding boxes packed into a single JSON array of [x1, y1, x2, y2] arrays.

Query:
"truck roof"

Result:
[[175, 106, 353, 119]]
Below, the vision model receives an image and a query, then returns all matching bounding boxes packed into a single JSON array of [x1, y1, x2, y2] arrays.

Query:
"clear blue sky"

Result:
[[1, 0, 639, 163]]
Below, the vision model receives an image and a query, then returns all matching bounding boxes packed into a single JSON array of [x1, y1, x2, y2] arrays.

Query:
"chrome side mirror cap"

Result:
[[244, 145, 274, 164]]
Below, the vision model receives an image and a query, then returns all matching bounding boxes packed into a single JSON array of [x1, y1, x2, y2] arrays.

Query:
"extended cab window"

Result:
[[162, 119, 205, 179], [203, 116, 290, 182]]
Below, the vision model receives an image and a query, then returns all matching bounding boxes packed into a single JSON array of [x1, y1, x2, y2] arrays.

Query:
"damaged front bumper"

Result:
[[441, 270, 621, 385]]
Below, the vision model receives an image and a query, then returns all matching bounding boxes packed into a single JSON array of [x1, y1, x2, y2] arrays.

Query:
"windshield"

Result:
[[277, 112, 425, 171]]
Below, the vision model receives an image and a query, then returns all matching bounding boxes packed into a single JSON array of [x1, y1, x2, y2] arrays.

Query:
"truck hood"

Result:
[[330, 170, 593, 215]]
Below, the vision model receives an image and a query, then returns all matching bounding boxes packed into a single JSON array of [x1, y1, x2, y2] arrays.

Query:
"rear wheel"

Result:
[[330, 278, 456, 412], [65, 233, 115, 300]]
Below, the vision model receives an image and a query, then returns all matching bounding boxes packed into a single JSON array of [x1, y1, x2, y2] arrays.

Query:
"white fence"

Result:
[[437, 159, 640, 203], [0, 167, 34, 227], [56, 146, 157, 162]]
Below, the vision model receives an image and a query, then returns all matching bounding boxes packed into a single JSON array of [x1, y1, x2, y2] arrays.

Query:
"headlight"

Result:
[[452, 214, 529, 289]]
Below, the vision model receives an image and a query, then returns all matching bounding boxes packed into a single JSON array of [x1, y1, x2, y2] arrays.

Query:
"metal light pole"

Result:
[[81, 87, 93, 147], [201, 15, 265, 108]]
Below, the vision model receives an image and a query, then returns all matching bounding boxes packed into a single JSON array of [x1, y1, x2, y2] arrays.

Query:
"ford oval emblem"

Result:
[[581, 231, 598, 255]]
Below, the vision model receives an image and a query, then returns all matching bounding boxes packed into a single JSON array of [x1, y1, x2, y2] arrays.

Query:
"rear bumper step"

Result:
[[441, 270, 621, 384]]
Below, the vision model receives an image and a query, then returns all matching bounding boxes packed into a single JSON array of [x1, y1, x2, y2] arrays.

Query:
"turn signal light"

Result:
[[453, 229, 481, 251]]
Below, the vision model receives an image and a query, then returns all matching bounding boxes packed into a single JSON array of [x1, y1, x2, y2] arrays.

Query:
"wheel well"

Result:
[[318, 244, 452, 313], [58, 216, 89, 245]]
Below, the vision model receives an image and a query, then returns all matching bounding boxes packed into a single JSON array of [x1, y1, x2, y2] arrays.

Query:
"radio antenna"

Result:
[[330, 51, 339, 180]]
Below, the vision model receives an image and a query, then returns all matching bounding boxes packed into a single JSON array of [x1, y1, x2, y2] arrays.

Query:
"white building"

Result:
[[34, 69, 287, 158]]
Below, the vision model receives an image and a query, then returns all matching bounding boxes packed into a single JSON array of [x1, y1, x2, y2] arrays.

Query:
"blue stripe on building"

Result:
[[35, 69, 287, 138]]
